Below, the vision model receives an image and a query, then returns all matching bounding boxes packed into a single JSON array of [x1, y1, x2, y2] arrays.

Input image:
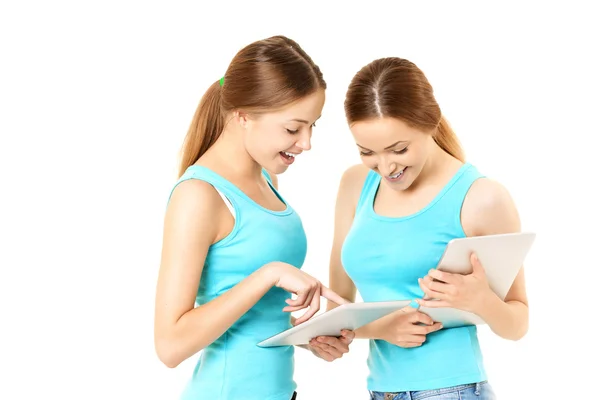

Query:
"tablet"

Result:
[[416, 306, 485, 328], [417, 231, 536, 328], [258, 232, 536, 345], [257, 300, 412, 347], [435, 232, 536, 300]]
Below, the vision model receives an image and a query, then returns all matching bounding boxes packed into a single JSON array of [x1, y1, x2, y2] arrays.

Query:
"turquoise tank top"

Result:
[[170, 166, 307, 400], [341, 163, 487, 392]]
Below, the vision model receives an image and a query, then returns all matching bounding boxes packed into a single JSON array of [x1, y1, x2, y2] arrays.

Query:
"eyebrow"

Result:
[[289, 115, 322, 124], [356, 140, 408, 151]]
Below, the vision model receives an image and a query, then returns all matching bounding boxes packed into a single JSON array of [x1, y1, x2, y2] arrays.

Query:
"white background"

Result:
[[1, 1, 599, 399]]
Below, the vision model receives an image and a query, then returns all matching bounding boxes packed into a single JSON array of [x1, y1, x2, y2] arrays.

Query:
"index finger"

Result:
[[320, 285, 350, 306], [295, 286, 321, 325]]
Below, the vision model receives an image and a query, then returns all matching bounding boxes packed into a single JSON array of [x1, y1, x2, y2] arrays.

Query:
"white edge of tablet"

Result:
[[257, 300, 413, 348]]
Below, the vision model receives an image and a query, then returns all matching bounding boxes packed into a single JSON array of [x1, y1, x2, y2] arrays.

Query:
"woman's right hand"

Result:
[[263, 262, 349, 325], [373, 306, 443, 348]]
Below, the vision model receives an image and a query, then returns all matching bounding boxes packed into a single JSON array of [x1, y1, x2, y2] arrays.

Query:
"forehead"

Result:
[[261, 89, 325, 121], [350, 117, 422, 148]]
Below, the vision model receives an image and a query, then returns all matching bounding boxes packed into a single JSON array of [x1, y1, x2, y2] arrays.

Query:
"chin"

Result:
[[388, 177, 419, 192], [263, 159, 288, 175], [271, 164, 288, 174], [382, 179, 407, 191]]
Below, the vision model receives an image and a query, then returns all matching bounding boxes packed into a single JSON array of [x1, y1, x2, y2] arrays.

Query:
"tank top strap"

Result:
[[356, 170, 381, 214], [446, 163, 485, 196], [261, 168, 273, 183], [434, 163, 485, 232], [167, 165, 248, 207]]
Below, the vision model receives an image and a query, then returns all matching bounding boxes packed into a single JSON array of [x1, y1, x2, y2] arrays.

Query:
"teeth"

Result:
[[284, 152, 295, 158], [390, 169, 405, 179]]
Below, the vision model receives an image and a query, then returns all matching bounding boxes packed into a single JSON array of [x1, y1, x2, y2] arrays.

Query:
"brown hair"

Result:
[[344, 57, 464, 162], [178, 35, 327, 176]]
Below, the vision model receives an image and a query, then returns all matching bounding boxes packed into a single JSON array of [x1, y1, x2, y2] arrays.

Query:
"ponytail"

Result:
[[177, 36, 326, 177], [178, 80, 224, 177], [434, 116, 465, 162]]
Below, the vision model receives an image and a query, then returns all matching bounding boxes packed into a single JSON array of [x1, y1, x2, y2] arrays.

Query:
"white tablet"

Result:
[[257, 300, 413, 347], [435, 232, 536, 300], [417, 231, 536, 328], [416, 307, 485, 328], [258, 232, 536, 345]]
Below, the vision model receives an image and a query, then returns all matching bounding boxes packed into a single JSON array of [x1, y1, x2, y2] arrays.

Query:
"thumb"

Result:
[[470, 253, 485, 275], [340, 329, 355, 343], [398, 305, 417, 314]]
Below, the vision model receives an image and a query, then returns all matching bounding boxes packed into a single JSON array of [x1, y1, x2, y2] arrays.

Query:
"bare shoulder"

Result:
[[166, 178, 224, 238], [169, 178, 223, 210], [462, 177, 521, 236], [337, 164, 371, 207]]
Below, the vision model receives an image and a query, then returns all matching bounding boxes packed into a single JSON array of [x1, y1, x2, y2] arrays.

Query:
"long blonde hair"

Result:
[[178, 35, 327, 177], [344, 57, 464, 162]]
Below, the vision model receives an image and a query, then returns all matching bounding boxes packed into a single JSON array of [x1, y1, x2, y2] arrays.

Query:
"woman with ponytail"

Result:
[[154, 36, 353, 400], [327, 58, 528, 399]]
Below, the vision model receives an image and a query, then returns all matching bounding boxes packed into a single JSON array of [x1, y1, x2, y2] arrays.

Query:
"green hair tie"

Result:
[[219, 77, 224, 87]]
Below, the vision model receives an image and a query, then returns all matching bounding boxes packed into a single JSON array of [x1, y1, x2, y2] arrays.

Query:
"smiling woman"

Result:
[[325, 57, 528, 400], [154, 35, 351, 400]]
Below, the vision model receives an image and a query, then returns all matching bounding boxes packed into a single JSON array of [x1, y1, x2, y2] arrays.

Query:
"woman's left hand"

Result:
[[307, 330, 355, 362], [416, 253, 494, 314]]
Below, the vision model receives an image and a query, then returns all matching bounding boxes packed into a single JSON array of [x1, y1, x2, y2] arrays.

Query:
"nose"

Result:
[[296, 131, 312, 151], [378, 156, 397, 176]]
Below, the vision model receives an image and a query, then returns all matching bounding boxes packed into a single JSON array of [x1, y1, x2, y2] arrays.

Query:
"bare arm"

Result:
[[326, 165, 368, 310], [326, 165, 385, 340], [154, 175, 347, 367], [463, 178, 529, 340], [154, 179, 282, 367], [417, 178, 529, 340], [284, 167, 365, 360]]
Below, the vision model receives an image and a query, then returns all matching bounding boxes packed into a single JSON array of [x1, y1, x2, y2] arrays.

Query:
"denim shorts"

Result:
[[369, 381, 495, 400]]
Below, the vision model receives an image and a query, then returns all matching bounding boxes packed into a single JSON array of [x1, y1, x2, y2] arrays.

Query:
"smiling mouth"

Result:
[[279, 151, 299, 165], [280, 151, 296, 160], [389, 167, 407, 179]]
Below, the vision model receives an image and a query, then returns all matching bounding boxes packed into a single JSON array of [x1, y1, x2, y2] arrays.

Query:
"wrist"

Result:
[[473, 288, 500, 317], [356, 319, 382, 340], [259, 262, 281, 286]]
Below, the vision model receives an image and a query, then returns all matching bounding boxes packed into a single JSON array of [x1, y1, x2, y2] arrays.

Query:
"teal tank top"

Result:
[[170, 166, 307, 400], [341, 163, 487, 392]]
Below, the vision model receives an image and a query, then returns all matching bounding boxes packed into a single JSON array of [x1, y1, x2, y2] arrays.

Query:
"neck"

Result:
[[201, 123, 263, 181], [412, 142, 461, 190]]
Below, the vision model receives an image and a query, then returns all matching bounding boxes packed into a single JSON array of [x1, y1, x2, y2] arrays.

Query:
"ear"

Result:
[[235, 111, 250, 129]]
